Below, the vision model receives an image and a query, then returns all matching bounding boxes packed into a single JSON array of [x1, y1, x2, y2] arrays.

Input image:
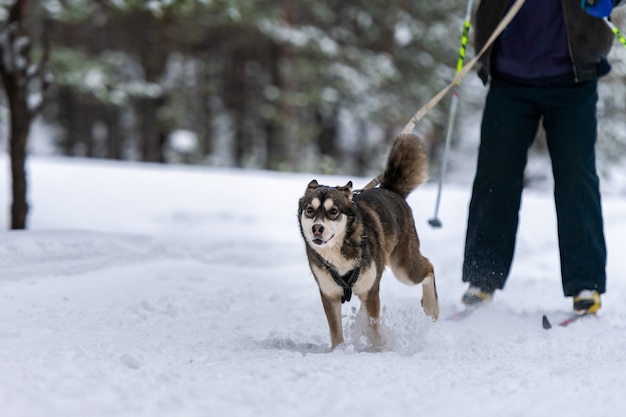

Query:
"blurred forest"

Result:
[[2, 0, 626, 179]]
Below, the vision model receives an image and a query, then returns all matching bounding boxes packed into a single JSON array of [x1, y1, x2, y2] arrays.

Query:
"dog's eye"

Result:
[[328, 208, 339, 217], [305, 206, 315, 216]]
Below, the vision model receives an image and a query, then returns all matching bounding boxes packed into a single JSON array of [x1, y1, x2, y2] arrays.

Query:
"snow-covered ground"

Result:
[[2, 153, 626, 417]]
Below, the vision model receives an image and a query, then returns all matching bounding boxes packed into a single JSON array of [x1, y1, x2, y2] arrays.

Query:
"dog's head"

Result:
[[298, 180, 354, 249]]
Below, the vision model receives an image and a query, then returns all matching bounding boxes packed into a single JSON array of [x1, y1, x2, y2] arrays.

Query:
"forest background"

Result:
[[2, 0, 626, 227]]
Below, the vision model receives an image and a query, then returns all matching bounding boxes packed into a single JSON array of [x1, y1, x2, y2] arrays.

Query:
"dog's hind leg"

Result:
[[420, 272, 439, 322], [412, 257, 439, 321], [320, 292, 343, 349], [390, 252, 439, 322]]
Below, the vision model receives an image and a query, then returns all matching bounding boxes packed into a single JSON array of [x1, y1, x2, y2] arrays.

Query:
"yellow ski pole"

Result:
[[604, 17, 626, 48], [428, 0, 475, 228]]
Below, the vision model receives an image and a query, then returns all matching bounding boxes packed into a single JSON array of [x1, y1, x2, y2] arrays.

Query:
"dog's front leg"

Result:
[[360, 287, 383, 346], [320, 292, 343, 349]]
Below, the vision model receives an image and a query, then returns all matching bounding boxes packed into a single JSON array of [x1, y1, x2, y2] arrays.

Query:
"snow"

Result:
[[168, 129, 198, 154], [2, 153, 626, 417]]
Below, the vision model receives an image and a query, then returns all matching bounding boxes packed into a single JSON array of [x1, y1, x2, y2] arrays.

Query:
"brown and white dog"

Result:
[[298, 133, 439, 349]]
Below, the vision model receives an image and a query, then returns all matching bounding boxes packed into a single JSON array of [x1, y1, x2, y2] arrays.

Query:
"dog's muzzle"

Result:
[[312, 223, 331, 245]]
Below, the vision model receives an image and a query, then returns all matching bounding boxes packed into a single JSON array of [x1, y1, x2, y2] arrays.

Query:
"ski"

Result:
[[448, 308, 593, 328], [446, 307, 478, 322], [542, 313, 589, 329]]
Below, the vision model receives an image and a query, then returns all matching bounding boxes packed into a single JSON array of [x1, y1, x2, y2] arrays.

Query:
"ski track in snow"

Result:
[[2, 155, 626, 416]]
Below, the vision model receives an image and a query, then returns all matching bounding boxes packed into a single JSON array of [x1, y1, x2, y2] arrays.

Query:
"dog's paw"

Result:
[[430, 307, 440, 322], [421, 298, 439, 322]]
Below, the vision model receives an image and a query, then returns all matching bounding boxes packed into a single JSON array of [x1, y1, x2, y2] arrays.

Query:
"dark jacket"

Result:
[[474, 0, 622, 84]]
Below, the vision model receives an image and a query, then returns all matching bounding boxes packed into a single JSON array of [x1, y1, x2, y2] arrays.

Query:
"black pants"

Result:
[[463, 77, 606, 296]]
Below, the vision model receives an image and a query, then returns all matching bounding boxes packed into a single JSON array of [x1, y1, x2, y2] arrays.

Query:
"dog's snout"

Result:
[[312, 224, 324, 236]]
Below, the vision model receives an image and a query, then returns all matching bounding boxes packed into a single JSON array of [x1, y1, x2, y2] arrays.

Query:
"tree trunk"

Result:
[[0, 0, 49, 229], [136, 12, 168, 163], [230, 46, 248, 168], [8, 101, 30, 229], [315, 105, 340, 160], [104, 105, 123, 160], [264, 40, 287, 170], [137, 97, 163, 162]]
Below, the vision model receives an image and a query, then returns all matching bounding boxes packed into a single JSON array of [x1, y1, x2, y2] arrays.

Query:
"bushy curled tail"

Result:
[[380, 133, 429, 199]]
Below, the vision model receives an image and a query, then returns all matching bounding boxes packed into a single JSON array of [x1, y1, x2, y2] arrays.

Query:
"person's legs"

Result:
[[463, 79, 541, 292], [541, 81, 606, 297]]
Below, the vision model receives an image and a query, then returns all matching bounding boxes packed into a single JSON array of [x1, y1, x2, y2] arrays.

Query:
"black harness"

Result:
[[313, 236, 366, 303]]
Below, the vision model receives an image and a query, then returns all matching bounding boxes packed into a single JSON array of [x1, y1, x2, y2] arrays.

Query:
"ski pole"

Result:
[[364, 0, 526, 191], [428, 0, 475, 229], [604, 17, 626, 48]]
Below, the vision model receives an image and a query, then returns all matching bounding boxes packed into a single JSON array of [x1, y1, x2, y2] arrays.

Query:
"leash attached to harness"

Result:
[[362, 0, 527, 191]]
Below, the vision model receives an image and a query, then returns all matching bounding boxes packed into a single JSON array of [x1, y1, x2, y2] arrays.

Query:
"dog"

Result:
[[298, 133, 439, 349]]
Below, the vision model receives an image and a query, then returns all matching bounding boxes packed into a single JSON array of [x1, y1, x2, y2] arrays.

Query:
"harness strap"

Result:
[[331, 266, 361, 303], [314, 235, 367, 304]]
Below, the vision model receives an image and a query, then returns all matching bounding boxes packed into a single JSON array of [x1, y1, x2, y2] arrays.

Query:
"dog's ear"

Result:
[[338, 181, 353, 200], [306, 180, 319, 191]]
